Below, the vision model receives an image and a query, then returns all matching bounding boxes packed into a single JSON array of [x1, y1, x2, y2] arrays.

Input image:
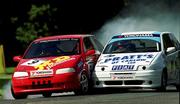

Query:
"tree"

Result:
[[14, 4, 57, 48]]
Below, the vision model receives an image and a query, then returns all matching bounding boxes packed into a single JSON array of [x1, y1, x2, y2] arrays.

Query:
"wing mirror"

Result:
[[13, 56, 22, 62], [95, 50, 101, 55], [166, 47, 176, 53], [85, 50, 95, 56]]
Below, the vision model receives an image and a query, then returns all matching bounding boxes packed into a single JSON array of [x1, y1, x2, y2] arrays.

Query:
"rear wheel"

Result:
[[175, 85, 179, 91], [74, 73, 89, 95], [11, 86, 27, 99], [175, 69, 180, 91], [42, 92, 52, 97], [156, 71, 167, 92]]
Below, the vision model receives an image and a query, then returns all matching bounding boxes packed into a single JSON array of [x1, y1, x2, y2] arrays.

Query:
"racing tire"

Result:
[[42, 92, 52, 97], [175, 84, 180, 92], [74, 72, 89, 95], [11, 86, 27, 99], [175, 69, 180, 92], [155, 71, 167, 92]]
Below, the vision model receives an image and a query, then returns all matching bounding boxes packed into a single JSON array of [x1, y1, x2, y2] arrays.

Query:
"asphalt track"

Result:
[[0, 86, 179, 104]]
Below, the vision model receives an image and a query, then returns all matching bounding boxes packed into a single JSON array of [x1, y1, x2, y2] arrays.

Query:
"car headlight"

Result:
[[56, 68, 75, 74], [137, 65, 147, 70], [13, 72, 28, 77], [138, 65, 158, 70], [94, 65, 108, 72]]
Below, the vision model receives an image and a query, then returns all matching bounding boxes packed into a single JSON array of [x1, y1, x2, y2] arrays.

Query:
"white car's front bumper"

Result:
[[92, 70, 162, 88]]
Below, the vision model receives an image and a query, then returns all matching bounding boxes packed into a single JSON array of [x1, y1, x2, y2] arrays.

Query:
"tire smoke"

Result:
[[2, 81, 14, 100], [95, 0, 180, 45]]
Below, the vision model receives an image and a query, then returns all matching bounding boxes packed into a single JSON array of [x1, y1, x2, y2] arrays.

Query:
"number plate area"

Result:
[[111, 73, 135, 80], [30, 70, 53, 78]]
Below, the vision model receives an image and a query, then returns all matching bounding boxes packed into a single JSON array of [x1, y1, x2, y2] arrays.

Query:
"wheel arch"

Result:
[[79, 69, 89, 80], [162, 67, 168, 79]]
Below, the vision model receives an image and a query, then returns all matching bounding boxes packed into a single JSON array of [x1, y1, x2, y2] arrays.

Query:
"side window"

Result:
[[162, 34, 175, 50], [170, 34, 180, 50], [90, 37, 103, 52], [83, 37, 94, 52]]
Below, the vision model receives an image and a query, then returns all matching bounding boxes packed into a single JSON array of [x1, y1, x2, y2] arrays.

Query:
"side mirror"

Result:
[[166, 47, 176, 53], [85, 50, 95, 56], [13, 56, 22, 62], [95, 50, 101, 55]]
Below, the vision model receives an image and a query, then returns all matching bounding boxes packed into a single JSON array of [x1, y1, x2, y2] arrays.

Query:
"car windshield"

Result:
[[103, 39, 161, 54], [24, 38, 80, 59]]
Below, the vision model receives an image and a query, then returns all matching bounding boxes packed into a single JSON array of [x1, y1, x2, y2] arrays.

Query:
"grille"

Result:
[[32, 80, 52, 89], [124, 80, 144, 85], [104, 81, 123, 85]]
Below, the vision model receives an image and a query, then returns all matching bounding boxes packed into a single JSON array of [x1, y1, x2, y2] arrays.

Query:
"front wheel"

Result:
[[155, 71, 167, 92], [74, 73, 89, 95], [42, 92, 52, 97], [175, 69, 180, 91], [175, 84, 179, 91]]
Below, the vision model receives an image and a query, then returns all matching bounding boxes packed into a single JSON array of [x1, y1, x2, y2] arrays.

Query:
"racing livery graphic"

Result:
[[93, 31, 180, 91], [11, 34, 103, 99]]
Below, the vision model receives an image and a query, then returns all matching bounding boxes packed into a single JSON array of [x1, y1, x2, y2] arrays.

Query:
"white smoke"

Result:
[[2, 81, 14, 100], [95, 0, 180, 45], [2, 0, 180, 100]]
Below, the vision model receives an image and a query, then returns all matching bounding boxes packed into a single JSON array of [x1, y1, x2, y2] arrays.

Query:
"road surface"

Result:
[[0, 86, 179, 104]]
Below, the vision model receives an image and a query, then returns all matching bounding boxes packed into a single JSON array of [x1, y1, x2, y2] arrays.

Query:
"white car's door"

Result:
[[166, 49, 178, 82], [162, 33, 180, 84]]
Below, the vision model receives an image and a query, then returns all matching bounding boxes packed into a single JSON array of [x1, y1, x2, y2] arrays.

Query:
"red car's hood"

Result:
[[16, 55, 81, 71]]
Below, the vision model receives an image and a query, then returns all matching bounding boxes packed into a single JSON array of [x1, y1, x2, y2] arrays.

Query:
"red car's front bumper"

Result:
[[12, 73, 80, 95]]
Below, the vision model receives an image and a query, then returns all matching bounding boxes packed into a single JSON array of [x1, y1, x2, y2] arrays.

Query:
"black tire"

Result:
[[11, 86, 27, 99], [74, 73, 89, 95], [175, 84, 179, 91], [156, 71, 167, 92], [42, 92, 52, 97], [175, 69, 180, 91]]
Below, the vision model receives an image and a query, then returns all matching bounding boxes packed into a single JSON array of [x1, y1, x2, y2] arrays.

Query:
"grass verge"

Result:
[[5, 67, 14, 74], [0, 89, 2, 97]]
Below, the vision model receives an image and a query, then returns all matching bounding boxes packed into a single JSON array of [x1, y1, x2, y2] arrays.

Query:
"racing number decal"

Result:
[[34, 56, 71, 70], [27, 60, 39, 65], [21, 59, 45, 66]]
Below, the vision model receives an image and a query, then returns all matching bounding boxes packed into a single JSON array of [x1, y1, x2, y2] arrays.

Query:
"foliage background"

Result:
[[0, 0, 125, 67]]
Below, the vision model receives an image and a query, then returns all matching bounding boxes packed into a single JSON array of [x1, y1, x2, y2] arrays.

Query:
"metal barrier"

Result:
[[0, 45, 5, 74]]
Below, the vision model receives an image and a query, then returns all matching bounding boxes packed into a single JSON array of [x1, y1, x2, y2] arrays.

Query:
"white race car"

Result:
[[93, 31, 180, 91]]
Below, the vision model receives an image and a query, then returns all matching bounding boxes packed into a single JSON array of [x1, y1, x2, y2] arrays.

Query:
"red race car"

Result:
[[11, 34, 103, 99]]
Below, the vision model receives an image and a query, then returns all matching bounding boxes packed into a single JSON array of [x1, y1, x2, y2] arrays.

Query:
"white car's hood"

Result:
[[96, 52, 159, 71]]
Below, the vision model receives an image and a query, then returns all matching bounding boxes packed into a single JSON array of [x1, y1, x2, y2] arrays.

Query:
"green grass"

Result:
[[0, 79, 9, 88], [0, 75, 11, 80], [5, 67, 15, 74], [0, 89, 2, 95], [0, 67, 13, 81], [0, 89, 3, 99], [0, 78, 11, 97]]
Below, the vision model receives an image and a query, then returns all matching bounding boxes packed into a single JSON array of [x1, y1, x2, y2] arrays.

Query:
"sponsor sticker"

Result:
[[78, 61, 83, 68], [101, 54, 154, 64], [112, 34, 160, 39], [34, 56, 71, 70], [30, 70, 53, 78], [111, 73, 135, 80], [123, 34, 153, 38], [112, 65, 135, 71]]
